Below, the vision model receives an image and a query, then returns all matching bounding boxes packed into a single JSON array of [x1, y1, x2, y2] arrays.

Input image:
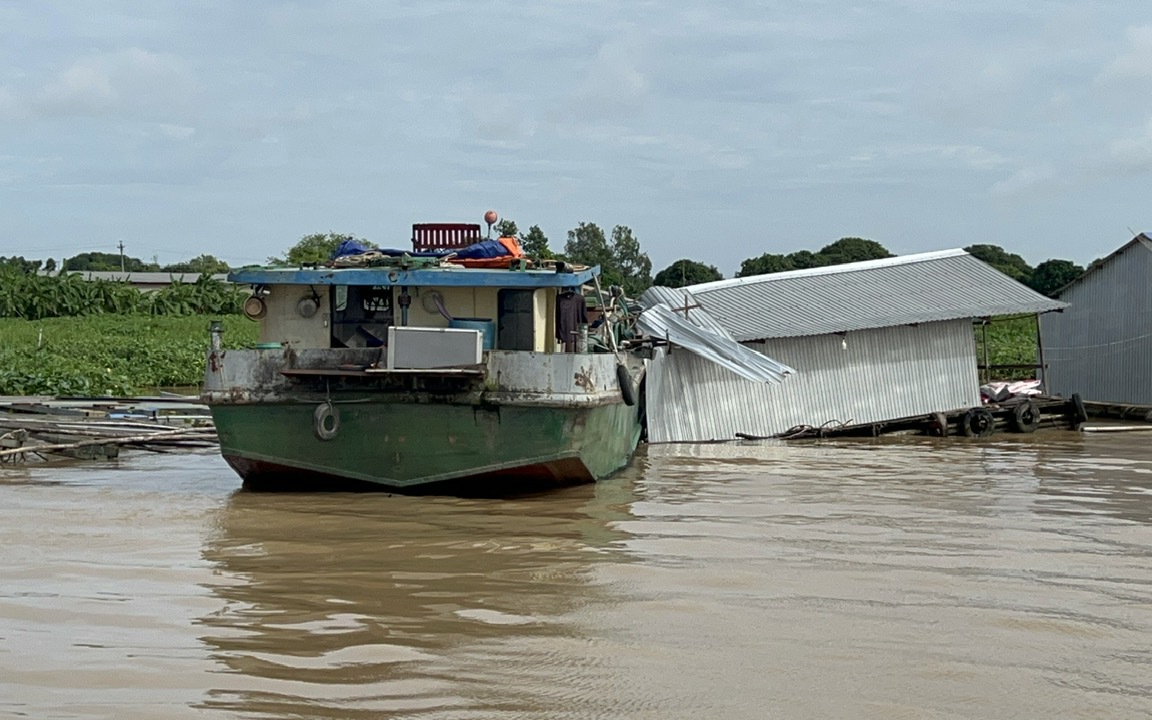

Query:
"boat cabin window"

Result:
[[331, 285, 393, 348]]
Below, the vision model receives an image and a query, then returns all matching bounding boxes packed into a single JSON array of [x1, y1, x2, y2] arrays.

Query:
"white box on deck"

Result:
[[387, 326, 484, 369]]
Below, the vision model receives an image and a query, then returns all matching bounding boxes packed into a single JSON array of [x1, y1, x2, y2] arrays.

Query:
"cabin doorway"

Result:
[[497, 289, 535, 351]]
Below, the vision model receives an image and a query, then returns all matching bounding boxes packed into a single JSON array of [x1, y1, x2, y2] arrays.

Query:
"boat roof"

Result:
[[229, 264, 599, 289]]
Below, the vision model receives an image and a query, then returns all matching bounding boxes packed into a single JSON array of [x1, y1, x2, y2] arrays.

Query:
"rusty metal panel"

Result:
[[684, 250, 1065, 342], [411, 223, 483, 250], [646, 320, 981, 442], [1040, 236, 1152, 404]]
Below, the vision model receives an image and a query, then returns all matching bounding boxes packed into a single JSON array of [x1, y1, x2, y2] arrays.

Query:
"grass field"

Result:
[[0, 315, 259, 396]]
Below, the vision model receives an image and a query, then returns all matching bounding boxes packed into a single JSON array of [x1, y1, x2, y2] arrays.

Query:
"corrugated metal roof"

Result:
[[636, 303, 794, 384], [637, 286, 735, 339], [680, 249, 1066, 342], [1052, 233, 1152, 298]]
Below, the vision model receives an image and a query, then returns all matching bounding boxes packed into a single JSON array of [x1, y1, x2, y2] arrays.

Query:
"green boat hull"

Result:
[[211, 399, 642, 492]]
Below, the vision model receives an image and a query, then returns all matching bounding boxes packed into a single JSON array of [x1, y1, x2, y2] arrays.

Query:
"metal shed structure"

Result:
[[641, 250, 1065, 443], [1039, 234, 1152, 404]]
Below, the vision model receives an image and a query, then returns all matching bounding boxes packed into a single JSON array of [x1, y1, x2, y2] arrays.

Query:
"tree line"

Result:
[[5, 252, 233, 275], [18, 228, 1092, 304]]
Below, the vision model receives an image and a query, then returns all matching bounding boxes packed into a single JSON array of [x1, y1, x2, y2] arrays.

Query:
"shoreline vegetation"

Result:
[[0, 316, 257, 396]]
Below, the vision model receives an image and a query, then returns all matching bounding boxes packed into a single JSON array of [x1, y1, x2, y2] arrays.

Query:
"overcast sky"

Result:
[[2, 1, 1150, 275]]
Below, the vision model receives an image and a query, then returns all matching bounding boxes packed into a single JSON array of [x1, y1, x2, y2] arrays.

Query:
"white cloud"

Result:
[[989, 165, 1056, 197], [36, 62, 117, 113], [156, 123, 195, 140], [0, 87, 18, 118], [570, 38, 649, 117], [1108, 117, 1152, 171], [848, 144, 1008, 171], [1099, 25, 1152, 81], [32, 48, 195, 117]]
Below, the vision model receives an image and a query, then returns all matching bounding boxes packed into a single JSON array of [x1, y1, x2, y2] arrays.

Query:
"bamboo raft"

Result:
[[0, 395, 216, 464]]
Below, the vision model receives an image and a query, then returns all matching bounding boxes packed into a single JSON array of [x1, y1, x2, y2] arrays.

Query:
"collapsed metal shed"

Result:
[[640, 249, 1066, 443], [1039, 234, 1152, 405]]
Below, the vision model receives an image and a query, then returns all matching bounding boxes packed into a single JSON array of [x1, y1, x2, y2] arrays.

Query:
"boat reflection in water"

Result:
[[193, 462, 642, 717]]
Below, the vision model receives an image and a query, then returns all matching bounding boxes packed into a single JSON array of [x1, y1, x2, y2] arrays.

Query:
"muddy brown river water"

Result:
[[2, 434, 1152, 719]]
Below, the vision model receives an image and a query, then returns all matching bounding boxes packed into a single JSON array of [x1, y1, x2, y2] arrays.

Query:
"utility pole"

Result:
[[118, 240, 125, 272]]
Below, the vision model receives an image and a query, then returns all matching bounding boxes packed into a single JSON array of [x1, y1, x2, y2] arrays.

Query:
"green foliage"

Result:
[[816, 237, 893, 265], [564, 222, 613, 268], [0, 267, 246, 320], [519, 225, 553, 259], [161, 254, 230, 274], [653, 259, 723, 288], [1028, 259, 1083, 298], [974, 317, 1039, 381], [964, 244, 1031, 283], [563, 222, 653, 295], [0, 315, 259, 395], [269, 232, 376, 266], [1, 256, 43, 274], [63, 252, 158, 272], [609, 225, 652, 296], [494, 219, 519, 237], [739, 237, 893, 277]]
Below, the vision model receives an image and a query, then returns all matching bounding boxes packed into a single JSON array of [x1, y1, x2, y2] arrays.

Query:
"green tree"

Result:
[[0, 256, 43, 275], [738, 237, 893, 278], [494, 219, 519, 238], [609, 225, 652, 296], [564, 222, 613, 270], [44, 258, 57, 273], [738, 253, 795, 277], [653, 259, 723, 288], [268, 233, 375, 266], [161, 254, 230, 274], [63, 252, 158, 272], [787, 250, 822, 270], [964, 244, 1032, 282], [815, 237, 892, 265], [1028, 259, 1083, 298], [519, 225, 553, 259]]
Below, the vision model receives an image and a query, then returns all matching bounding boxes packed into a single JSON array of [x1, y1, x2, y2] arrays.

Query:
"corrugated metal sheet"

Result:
[[683, 249, 1066, 342], [1040, 237, 1152, 404], [646, 320, 981, 442], [636, 303, 795, 384], [637, 286, 735, 338]]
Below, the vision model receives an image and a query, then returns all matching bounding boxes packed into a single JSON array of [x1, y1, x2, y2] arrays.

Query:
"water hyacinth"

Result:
[[0, 315, 259, 396]]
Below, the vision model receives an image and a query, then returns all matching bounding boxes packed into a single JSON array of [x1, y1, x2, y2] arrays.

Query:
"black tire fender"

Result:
[[960, 407, 995, 438], [616, 363, 637, 407], [1010, 400, 1040, 433], [313, 401, 340, 441]]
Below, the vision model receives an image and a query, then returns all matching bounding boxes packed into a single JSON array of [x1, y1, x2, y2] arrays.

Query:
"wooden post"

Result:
[[1034, 313, 1047, 387], [981, 319, 990, 384]]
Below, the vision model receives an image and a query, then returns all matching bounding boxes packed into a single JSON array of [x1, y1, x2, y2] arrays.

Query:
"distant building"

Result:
[[1040, 234, 1152, 405], [640, 250, 1065, 443], [44, 270, 232, 291]]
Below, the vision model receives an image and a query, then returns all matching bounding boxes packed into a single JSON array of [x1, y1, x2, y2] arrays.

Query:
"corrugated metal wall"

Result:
[[646, 320, 981, 442], [1040, 247, 1152, 404]]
